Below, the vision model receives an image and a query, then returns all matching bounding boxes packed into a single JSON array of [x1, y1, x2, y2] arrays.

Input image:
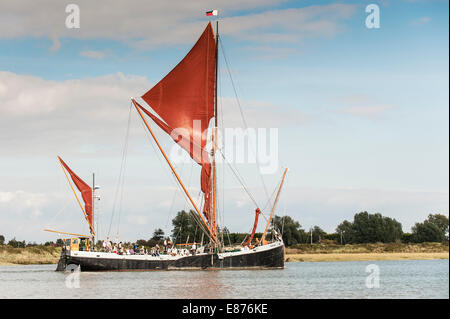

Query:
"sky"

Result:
[[0, 0, 448, 243]]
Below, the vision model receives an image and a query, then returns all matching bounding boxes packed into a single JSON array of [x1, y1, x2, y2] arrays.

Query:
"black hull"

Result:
[[56, 244, 285, 271]]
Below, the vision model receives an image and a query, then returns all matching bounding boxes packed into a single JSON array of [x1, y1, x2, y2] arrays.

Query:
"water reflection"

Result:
[[0, 260, 448, 299]]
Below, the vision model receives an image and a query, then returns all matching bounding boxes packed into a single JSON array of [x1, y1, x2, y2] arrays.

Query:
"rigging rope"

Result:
[[219, 38, 272, 205], [139, 110, 216, 244], [45, 197, 71, 229], [216, 147, 259, 208], [107, 102, 132, 239]]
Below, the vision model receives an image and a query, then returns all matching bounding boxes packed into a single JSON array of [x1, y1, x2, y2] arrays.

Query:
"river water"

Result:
[[0, 259, 448, 299]]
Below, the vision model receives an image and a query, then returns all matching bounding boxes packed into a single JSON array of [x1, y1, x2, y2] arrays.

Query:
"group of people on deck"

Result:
[[101, 237, 200, 257]]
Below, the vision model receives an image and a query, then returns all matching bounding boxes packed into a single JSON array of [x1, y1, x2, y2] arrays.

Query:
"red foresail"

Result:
[[58, 156, 94, 235], [138, 23, 216, 224]]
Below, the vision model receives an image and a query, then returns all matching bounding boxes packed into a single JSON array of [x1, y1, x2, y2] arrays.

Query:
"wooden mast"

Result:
[[92, 172, 95, 240], [212, 20, 219, 243], [261, 168, 288, 243], [131, 99, 218, 244]]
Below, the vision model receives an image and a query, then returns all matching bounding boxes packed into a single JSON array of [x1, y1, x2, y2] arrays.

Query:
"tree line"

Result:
[[0, 211, 448, 248], [0, 235, 63, 248], [274, 212, 448, 246], [134, 210, 449, 248]]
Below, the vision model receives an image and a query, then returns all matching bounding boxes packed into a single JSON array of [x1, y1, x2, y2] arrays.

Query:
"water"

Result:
[[0, 259, 448, 298]]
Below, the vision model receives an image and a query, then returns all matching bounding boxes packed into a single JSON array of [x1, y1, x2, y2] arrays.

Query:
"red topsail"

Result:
[[58, 156, 94, 235], [136, 23, 216, 225]]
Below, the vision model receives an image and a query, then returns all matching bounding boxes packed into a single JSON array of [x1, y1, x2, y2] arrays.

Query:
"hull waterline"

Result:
[[56, 241, 285, 271]]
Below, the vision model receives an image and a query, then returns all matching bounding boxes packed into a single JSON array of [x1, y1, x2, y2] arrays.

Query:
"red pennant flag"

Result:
[[206, 10, 218, 16]]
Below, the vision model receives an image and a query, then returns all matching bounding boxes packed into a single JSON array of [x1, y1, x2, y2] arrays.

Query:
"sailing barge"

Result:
[[52, 20, 286, 271]]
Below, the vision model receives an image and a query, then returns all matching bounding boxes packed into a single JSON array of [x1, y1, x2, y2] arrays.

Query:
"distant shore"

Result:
[[0, 242, 448, 265], [284, 242, 449, 262], [285, 252, 449, 262]]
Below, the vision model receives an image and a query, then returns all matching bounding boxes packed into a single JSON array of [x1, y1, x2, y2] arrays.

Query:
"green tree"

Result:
[[411, 222, 445, 243], [171, 210, 202, 244], [8, 238, 25, 248], [151, 228, 165, 241], [401, 233, 413, 243], [336, 212, 403, 244], [425, 214, 449, 240], [311, 226, 326, 243], [0, 235, 4, 245], [271, 215, 306, 246], [336, 220, 354, 244], [136, 238, 152, 247]]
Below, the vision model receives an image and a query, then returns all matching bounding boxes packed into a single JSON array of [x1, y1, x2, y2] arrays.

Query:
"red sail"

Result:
[[58, 156, 94, 234], [138, 23, 216, 223]]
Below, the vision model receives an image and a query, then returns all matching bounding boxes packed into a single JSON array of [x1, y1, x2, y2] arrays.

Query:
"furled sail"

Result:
[[58, 156, 94, 235], [135, 23, 216, 224]]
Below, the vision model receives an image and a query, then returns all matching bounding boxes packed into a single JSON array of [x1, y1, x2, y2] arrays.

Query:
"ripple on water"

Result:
[[0, 259, 447, 298]]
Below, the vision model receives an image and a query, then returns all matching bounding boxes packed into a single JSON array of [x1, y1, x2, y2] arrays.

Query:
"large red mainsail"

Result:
[[135, 23, 216, 224], [58, 156, 94, 235]]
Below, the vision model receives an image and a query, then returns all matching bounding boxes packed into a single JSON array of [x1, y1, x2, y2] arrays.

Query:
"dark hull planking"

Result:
[[56, 244, 285, 271]]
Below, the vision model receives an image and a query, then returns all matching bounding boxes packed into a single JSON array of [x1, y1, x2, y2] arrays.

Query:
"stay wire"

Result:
[[219, 38, 271, 205], [107, 102, 132, 239]]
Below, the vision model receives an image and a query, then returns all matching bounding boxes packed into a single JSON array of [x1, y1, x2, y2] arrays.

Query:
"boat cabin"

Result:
[[63, 236, 92, 252]]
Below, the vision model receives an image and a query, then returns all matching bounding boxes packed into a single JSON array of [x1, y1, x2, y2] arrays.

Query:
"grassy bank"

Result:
[[285, 242, 449, 262], [0, 245, 61, 265]]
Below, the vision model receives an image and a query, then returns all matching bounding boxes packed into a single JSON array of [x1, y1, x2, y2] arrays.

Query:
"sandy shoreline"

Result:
[[285, 252, 449, 262]]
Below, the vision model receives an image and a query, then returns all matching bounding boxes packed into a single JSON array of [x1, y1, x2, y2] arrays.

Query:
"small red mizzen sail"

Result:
[[138, 23, 216, 224], [58, 156, 94, 234]]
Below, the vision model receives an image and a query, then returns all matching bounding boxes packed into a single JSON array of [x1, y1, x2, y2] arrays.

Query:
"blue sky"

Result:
[[0, 0, 448, 243]]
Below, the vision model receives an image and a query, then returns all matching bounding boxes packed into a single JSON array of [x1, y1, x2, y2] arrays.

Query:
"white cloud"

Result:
[[220, 97, 310, 128], [411, 16, 431, 25], [341, 105, 393, 118], [0, 71, 152, 156], [333, 94, 393, 119], [80, 50, 106, 59], [0, 71, 305, 157], [0, 1, 356, 50], [0, 190, 48, 217]]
